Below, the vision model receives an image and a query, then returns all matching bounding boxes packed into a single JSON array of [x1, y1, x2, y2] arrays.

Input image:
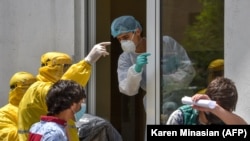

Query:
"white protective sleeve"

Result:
[[118, 64, 142, 96]]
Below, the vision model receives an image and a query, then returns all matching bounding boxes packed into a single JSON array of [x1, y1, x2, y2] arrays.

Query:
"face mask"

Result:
[[120, 33, 136, 53], [74, 103, 86, 122]]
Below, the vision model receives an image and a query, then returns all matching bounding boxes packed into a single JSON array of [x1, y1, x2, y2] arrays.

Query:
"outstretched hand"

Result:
[[134, 53, 151, 73], [85, 41, 111, 64]]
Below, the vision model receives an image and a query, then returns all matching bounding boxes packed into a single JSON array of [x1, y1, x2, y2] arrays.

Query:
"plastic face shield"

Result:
[[10, 78, 36, 90], [42, 56, 72, 73], [61, 64, 72, 73]]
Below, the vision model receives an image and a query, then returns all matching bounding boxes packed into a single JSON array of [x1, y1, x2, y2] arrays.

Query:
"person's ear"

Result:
[[70, 103, 78, 113], [135, 28, 141, 35]]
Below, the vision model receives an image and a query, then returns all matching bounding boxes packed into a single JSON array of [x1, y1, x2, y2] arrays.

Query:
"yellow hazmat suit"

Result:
[[18, 52, 91, 141], [197, 59, 224, 94], [0, 72, 36, 141]]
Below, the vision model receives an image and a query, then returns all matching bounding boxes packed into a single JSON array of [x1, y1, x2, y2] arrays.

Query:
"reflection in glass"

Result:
[[160, 0, 224, 124]]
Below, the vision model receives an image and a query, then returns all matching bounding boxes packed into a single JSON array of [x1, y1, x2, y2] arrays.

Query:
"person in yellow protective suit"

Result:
[[197, 59, 224, 94], [0, 72, 36, 141], [18, 41, 111, 141]]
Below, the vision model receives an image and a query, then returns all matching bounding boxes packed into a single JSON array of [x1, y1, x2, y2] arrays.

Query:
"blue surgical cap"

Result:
[[111, 15, 142, 38]]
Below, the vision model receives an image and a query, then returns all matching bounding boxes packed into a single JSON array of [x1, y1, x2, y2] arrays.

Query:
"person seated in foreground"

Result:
[[166, 77, 247, 125]]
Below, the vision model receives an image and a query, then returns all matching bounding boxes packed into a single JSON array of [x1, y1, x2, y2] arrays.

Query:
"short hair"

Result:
[[46, 80, 86, 115], [206, 77, 238, 111]]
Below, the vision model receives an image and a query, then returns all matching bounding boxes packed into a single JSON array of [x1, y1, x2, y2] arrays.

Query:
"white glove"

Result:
[[85, 41, 111, 64]]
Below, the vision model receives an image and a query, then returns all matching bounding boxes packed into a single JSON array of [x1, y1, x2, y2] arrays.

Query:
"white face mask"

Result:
[[120, 33, 136, 53]]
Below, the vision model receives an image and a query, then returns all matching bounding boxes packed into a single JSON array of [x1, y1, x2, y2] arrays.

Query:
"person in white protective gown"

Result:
[[111, 15, 196, 139]]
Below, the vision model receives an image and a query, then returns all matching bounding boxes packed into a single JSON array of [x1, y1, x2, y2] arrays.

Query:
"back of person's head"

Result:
[[38, 52, 72, 83], [46, 80, 86, 116], [9, 71, 37, 106], [206, 77, 237, 112], [111, 15, 142, 38], [207, 59, 224, 84]]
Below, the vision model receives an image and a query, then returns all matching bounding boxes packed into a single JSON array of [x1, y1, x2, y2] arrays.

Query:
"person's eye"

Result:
[[118, 38, 122, 42], [124, 35, 130, 40]]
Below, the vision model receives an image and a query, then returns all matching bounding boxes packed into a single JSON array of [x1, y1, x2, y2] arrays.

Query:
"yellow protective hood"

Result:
[[207, 59, 224, 84], [8, 72, 36, 106], [37, 52, 72, 83], [208, 59, 224, 71]]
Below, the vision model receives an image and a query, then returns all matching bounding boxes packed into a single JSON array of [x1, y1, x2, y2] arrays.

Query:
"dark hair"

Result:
[[46, 80, 86, 115], [206, 77, 238, 111]]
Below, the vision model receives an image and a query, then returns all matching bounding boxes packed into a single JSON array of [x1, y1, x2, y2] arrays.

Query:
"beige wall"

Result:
[[0, 0, 75, 106], [225, 0, 250, 123]]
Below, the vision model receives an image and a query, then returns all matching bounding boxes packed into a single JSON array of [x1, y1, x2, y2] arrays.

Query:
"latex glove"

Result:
[[85, 42, 111, 64], [134, 53, 151, 73]]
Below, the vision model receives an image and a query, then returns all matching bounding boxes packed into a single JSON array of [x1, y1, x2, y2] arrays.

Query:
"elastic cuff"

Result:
[[84, 58, 92, 65], [132, 64, 143, 74]]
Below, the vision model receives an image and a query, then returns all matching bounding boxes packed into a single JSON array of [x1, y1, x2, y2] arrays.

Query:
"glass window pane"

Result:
[[160, 0, 224, 125]]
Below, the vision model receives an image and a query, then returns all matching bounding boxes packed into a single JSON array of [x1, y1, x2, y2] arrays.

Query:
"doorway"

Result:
[[96, 0, 146, 141]]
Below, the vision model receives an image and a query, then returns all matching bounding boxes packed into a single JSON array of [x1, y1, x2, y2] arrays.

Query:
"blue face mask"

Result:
[[74, 103, 86, 122]]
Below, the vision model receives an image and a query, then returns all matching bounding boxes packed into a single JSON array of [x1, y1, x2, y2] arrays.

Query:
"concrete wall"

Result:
[[225, 0, 250, 123], [0, 0, 74, 106]]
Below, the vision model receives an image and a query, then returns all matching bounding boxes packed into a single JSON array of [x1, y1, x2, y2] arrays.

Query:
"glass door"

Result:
[[147, 0, 224, 125]]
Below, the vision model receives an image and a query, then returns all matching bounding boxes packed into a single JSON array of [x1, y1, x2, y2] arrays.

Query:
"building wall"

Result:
[[0, 0, 75, 106], [225, 0, 250, 123]]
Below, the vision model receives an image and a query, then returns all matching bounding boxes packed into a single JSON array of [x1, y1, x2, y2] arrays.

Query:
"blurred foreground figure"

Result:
[[28, 80, 86, 141], [76, 113, 123, 141], [167, 77, 247, 125]]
